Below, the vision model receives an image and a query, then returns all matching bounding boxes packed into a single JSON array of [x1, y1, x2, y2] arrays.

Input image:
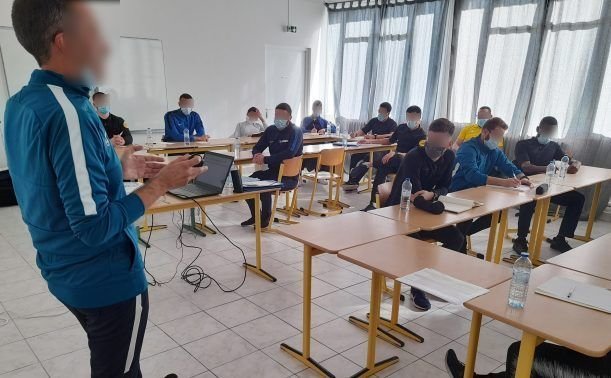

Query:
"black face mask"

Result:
[[424, 143, 446, 160]]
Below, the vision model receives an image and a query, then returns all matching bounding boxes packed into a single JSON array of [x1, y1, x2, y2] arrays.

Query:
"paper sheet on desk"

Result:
[[242, 180, 281, 188], [486, 184, 532, 193], [535, 277, 611, 314], [397, 269, 489, 305], [124, 182, 143, 194]]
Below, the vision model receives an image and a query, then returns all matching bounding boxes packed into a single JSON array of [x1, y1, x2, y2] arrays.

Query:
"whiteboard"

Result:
[[0, 29, 168, 132]]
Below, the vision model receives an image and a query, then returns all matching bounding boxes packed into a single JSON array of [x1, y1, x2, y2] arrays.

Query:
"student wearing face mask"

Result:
[[230, 107, 267, 138], [343, 102, 398, 191], [301, 100, 328, 135], [451, 118, 531, 250], [163, 93, 209, 142], [385, 118, 464, 310], [242, 103, 303, 228], [512, 116, 583, 253], [92, 92, 132, 147], [453, 106, 503, 150], [361, 106, 426, 211]]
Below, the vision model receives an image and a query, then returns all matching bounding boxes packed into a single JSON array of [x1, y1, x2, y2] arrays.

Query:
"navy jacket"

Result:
[[4, 70, 147, 308], [253, 123, 303, 174]]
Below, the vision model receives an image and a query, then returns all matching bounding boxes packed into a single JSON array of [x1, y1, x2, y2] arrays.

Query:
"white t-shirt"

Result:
[[230, 120, 267, 138]]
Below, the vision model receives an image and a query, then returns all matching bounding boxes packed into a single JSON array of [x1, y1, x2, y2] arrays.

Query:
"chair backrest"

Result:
[[281, 155, 303, 178], [377, 181, 394, 207], [319, 148, 344, 168]]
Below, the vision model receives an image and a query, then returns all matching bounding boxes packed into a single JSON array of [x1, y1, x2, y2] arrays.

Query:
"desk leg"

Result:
[[358, 151, 374, 194], [244, 194, 277, 282], [574, 182, 601, 242], [515, 332, 540, 378], [349, 280, 423, 347], [463, 312, 482, 378], [183, 208, 215, 237], [351, 271, 399, 378], [493, 210, 509, 264], [280, 246, 334, 377], [531, 198, 551, 265], [485, 211, 500, 261]]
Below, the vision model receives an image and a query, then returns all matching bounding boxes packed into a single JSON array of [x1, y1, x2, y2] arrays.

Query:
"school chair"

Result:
[[268, 155, 303, 230], [301, 148, 346, 216]]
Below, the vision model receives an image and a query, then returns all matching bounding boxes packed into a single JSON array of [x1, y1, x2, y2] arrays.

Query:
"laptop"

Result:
[[169, 152, 234, 199]]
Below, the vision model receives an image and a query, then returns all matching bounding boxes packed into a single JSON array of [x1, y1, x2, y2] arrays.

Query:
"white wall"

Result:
[[120, 0, 327, 137]]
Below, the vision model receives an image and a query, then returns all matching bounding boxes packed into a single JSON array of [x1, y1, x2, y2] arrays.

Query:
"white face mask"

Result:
[[181, 107, 193, 116]]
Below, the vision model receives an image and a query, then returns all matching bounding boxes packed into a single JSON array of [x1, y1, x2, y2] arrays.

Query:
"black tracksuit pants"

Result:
[[517, 191, 585, 239], [246, 169, 298, 221], [64, 291, 149, 378]]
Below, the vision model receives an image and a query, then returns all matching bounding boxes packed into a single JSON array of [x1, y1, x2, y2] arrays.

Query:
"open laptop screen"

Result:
[[194, 152, 234, 191]]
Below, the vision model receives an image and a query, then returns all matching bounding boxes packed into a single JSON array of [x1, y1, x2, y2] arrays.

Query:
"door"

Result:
[[265, 46, 309, 124]]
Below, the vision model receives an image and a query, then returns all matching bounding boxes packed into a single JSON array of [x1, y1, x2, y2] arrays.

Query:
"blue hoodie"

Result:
[[450, 137, 522, 192], [4, 70, 147, 308], [163, 109, 205, 142]]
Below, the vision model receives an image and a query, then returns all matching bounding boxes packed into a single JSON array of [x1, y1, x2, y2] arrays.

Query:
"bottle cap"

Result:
[[520, 252, 529, 257]]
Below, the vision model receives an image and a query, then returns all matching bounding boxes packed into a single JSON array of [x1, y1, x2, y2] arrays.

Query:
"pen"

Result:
[[567, 286, 576, 298]]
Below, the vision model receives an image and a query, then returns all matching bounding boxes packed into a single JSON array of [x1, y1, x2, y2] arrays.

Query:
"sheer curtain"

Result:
[[326, 0, 450, 123]]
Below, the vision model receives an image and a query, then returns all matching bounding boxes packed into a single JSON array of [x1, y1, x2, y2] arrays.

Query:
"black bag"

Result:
[[0, 170, 18, 207]]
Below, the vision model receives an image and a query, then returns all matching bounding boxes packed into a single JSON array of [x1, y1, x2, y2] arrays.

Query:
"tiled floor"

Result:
[[0, 180, 609, 378]]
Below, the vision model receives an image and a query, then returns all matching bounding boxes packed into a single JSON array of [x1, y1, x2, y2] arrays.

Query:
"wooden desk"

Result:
[[146, 187, 279, 282], [344, 143, 396, 193], [337, 235, 512, 377], [370, 187, 534, 263], [463, 264, 611, 378], [274, 213, 418, 377], [546, 233, 611, 280], [530, 166, 611, 242]]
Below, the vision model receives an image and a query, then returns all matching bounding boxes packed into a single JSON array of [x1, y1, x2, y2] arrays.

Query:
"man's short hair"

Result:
[[92, 92, 106, 101], [379, 102, 392, 113], [247, 107, 258, 114], [276, 103, 292, 116], [428, 118, 455, 135], [479, 106, 492, 113], [406, 105, 422, 115], [312, 100, 322, 108], [483, 117, 508, 132], [539, 116, 558, 128], [12, 0, 72, 66], [179, 93, 193, 101]]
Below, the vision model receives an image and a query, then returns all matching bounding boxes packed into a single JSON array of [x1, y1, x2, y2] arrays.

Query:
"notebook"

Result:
[[487, 184, 532, 193], [397, 268, 489, 305], [535, 277, 611, 314], [438, 196, 482, 214]]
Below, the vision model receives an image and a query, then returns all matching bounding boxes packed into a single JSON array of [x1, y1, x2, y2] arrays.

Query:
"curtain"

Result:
[[327, 0, 450, 123]]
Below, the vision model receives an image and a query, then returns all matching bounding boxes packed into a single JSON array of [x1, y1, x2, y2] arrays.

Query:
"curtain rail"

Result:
[[325, 0, 441, 11]]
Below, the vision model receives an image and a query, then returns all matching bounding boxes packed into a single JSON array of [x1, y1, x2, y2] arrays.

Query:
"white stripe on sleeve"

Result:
[[47, 84, 97, 216]]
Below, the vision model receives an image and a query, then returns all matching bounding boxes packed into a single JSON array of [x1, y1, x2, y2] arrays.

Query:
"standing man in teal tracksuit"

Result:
[[5, 1, 206, 377]]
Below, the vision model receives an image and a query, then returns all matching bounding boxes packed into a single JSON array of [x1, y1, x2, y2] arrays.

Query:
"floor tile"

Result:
[[158, 311, 226, 345], [140, 326, 179, 359], [342, 340, 418, 377], [0, 318, 24, 347], [311, 318, 368, 353], [148, 294, 201, 325], [274, 302, 337, 331], [261, 334, 336, 374], [13, 307, 78, 339], [27, 324, 87, 361], [456, 326, 517, 362], [386, 359, 448, 378], [398, 322, 452, 358], [0, 340, 38, 375], [283, 277, 339, 299], [0, 363, 48, 378], [184, 329, 257, 369], [212, 351, 292, 378], [312, 290, 368, 317], [232, 314, 300, 349], [315, 268, 368, 289], [248, 287, 303, 312], [42, 348, 90, 378], [413, 309, 472, 340], [140, 347, 207, 378], [423, 341, 503, 374], [206, 298, 268, 328]]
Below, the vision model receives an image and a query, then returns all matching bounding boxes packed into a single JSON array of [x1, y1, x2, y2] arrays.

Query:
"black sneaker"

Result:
[[550, 236, 572, 253], [411, 287, 431, 311], [445, 349, 464, 378], [164, 374, 178, 378], [240, 218, 255, 227], [342, 182, 359, 191], [512, 237, 529, 254], [361, 203, 377, 212]]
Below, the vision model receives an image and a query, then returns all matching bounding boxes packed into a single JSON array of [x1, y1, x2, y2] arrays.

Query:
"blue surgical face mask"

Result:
[[274, 119, 288, 130], [484, 137, 499, 150], [537, 135, 551, 145], [476, 118, 488, 128], [407, 120, 419, 130], [181, 107, 193, 116], [377, 113, 386, 122], [97, 106, 110, 115]]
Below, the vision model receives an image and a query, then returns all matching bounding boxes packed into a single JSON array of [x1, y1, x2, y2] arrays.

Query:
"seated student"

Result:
[[362, 105, 426, 211], [453, 106, 503, 150], [230, 107, 267, 138], [343, 102, 398, 191], [92, 92, 132, 147], [450, 118, 531, 245], [513, 116, 584, 253], [163, 93, 209, 142], [386, 118, 465, 310], [301, 100, 328, 135], [445, 342, 610, 378], [241, 103, 303, 228]]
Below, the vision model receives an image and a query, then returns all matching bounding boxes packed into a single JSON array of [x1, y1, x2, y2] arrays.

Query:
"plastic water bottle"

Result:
[[234, 138, 241, 159], [329, 123, 337, 135], [545, 160, 556, 185], [183, 129, 190, 146], [400, 178, 412, 210], [145, 128, 153, 147], [340, 124, 348, 147], [507, 252, 533, 309], [559, 155, 569, 179]]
